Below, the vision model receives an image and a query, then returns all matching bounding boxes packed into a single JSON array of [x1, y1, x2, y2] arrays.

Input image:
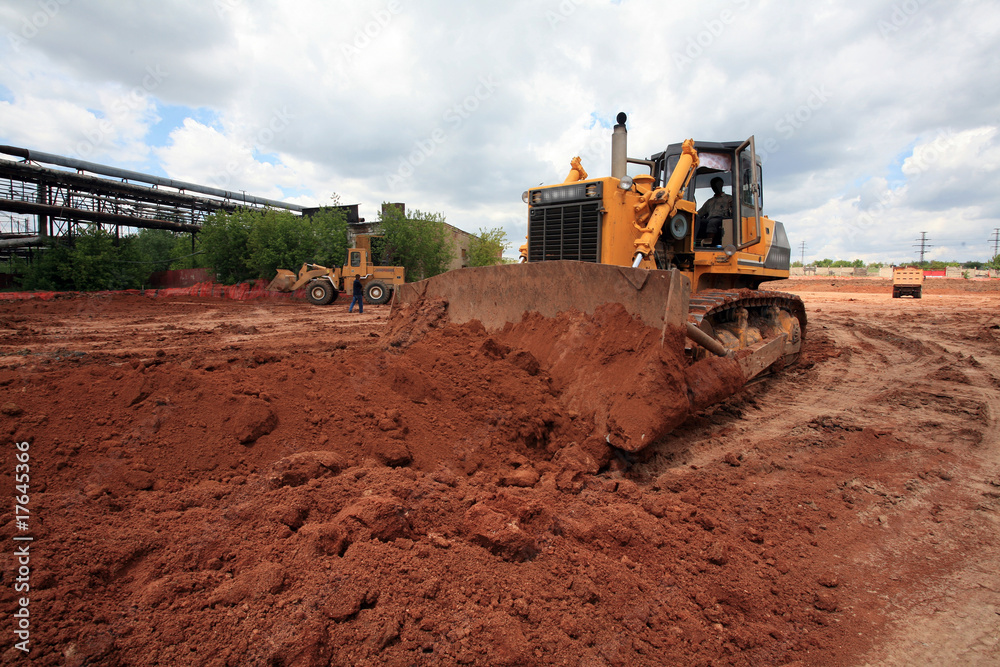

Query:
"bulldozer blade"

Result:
[[267, 270, 296, 292], [391, 262, 791, 453], [394, 261, 690, 332]]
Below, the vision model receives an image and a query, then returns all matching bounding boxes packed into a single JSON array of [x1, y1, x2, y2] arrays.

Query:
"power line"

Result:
[[990, 228, 1000, 259], [913, 231, 932, 264], [798, 240, 807, 265]]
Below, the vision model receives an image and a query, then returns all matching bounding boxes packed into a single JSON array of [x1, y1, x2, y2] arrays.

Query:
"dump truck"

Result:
[[891, 266, 923, 298], [268, 246, 405, 306], [392, 113, 806, 452]]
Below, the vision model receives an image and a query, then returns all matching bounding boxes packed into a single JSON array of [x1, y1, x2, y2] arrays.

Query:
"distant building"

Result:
[[303, 202, 475, 271]]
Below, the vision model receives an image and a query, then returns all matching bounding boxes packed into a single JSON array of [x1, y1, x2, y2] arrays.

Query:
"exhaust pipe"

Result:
[[611, 112, 627, 179]]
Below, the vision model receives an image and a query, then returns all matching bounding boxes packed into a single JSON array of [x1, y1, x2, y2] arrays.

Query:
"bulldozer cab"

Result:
[[655, 137, 762, 250]]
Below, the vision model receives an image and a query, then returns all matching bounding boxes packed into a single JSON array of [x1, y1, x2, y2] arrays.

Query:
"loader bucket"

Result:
[[393, 261, 690, 332], [267, 269, 297, 292]]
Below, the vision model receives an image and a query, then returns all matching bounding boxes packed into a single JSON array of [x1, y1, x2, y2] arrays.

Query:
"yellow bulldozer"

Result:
[[393, 113, 806, 451], [268, 246, 405, 306]]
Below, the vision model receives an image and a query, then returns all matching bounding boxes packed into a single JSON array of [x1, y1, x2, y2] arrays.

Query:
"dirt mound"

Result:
[[389, 300, 743, 453]]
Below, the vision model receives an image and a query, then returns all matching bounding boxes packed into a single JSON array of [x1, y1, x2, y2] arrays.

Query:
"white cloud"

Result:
[[154, 118, 304, 201], [1, 0, 999, 262]]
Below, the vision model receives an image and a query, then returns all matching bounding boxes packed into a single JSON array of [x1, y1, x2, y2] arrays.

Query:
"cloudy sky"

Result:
[[1, 0, 998, 264]]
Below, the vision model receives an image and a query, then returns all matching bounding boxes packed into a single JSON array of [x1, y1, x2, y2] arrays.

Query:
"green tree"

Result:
[[378, 204, 455, 281], [467, 227, 509, 267], [130, 229, 177, 270], [114, 229, 206, 285], [307, 207, 349, 269], [20, 228, 141, 291], [199, 209, 255, 283], [70, 226, 128, 290], [246, 209, 311, 280], [20, 241, 74, 291], [171, 233, 207, 270], [245, 208, 348, 280], [988, 254, 1000, 270], [129, 228, 198, 275], [790, 261, 803, 268]]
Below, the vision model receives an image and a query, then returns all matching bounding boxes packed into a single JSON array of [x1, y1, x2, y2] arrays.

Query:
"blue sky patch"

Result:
[[588, 112, 612, 130], [252, 149, 279, 166], [886, 140, 919, 188], [278, 185, 310, 200], [148, 104, 221, 147]]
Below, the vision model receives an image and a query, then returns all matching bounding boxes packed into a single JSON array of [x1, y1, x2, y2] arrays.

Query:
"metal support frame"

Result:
[[0, 147, 305, 262]]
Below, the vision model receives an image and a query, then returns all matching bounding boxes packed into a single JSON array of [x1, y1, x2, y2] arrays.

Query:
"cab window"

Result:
[[740, 151, 755, 208], [350, 252, 361, 267]]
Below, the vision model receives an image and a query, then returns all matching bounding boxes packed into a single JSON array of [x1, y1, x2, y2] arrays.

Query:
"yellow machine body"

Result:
[[268, 245, 405, 306]]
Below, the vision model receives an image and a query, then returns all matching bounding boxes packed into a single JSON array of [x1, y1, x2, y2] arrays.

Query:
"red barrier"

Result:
[[148, 268, 214, 288]]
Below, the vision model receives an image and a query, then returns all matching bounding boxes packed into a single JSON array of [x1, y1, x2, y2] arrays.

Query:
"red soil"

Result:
[[0, 286, 997, 666]]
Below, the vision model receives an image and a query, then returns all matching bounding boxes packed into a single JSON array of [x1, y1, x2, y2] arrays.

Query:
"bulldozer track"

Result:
[[687, 289, 808, 337]]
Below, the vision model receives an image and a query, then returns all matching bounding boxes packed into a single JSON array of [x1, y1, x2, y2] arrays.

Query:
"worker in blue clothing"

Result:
[[349, 274, 364, 313]]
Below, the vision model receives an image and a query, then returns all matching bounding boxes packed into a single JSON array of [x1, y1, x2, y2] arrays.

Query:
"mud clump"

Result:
[[231, 397, 278, 444], [685, 355, 747, 412], [267, 451, 345, 488]]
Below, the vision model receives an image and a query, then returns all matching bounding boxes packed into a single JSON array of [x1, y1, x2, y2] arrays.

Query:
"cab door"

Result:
[[348, 249, 370, 277], [735, 136, 761, 251]]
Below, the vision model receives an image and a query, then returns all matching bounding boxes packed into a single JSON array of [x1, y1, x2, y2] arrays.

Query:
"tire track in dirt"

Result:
[[639, 290, 1000, 666], [848, 305, 1000, 667], [769, 293, 1000, 667]]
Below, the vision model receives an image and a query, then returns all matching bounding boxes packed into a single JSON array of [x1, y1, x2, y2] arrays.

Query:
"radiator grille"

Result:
[[764, 221, 791, 271], [527, 202, 601, 263]]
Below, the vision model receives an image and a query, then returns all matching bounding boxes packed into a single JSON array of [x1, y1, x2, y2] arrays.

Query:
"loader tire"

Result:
[[364, 280, 391, 305], [306, 280, 336, 306]]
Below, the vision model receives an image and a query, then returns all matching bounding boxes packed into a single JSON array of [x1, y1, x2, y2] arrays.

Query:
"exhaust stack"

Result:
[[611, 112, 627, 179]]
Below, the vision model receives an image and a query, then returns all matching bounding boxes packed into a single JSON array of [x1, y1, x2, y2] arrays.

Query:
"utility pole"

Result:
[[990, 228, 1000, 260], [798, 241, 807, 266], [913, 232, 931, 265]]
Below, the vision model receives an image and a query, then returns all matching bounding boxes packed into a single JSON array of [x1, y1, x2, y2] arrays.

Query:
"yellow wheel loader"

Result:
[[268, 247, 405, 306], [393, 113, 805, 452]]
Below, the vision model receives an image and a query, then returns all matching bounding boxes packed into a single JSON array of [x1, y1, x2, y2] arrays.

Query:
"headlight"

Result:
[[668, 214, 688, 239], [528, 181, 604, 205], [521, 191, 529, 203], [618, 175, 633, 190]]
